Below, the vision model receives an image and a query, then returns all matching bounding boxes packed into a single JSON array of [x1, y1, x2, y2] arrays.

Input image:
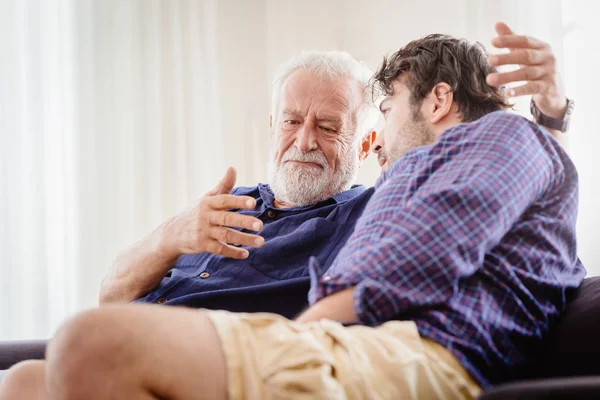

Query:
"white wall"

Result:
[[560, 0, 600, 276]]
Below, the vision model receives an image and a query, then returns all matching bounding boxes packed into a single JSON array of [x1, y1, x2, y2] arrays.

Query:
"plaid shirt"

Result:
[[308, 111, 585, 388]]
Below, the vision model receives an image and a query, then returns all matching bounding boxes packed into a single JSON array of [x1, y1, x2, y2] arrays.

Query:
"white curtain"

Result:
[[558, 0, 600, 277], [1, 0, 598, 340], [1, 0, 245, 340], [1, 0, 79, 340]]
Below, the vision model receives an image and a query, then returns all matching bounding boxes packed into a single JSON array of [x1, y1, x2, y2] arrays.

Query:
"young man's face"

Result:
[[373, 79, 435, 171]]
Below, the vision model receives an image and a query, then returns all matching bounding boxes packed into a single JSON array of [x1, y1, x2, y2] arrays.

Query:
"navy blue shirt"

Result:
[[135, 183, 374, 318]]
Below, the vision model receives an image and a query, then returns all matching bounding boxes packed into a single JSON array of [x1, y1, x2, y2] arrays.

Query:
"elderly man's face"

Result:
[[268, 70, 365, 206]]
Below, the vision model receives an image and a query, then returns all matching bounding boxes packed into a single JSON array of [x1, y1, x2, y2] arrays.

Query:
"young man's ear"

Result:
[[428, 82, 455, 124], [359, 131, 377, 163]]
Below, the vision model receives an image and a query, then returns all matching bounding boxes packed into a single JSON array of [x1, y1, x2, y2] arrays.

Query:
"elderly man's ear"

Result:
[[359, 131, 377, 163]]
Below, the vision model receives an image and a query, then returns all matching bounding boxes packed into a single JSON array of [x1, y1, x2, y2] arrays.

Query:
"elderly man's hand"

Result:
[[156, 167, 264, 260], [486, 22, 568, 120], [100, 167, 265, 304]]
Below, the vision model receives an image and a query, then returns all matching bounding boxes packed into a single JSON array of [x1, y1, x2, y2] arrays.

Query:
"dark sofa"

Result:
[[480, 276, 600, 398], [2, 277, 600, 398]]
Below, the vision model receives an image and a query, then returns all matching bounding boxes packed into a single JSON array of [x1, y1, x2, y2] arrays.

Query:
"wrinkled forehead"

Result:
[[278, 70, 364, 118]]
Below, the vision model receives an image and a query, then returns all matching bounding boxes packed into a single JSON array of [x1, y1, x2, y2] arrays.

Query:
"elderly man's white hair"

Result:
[[267, 51, 380, 207], [270, 50, 380, 139]]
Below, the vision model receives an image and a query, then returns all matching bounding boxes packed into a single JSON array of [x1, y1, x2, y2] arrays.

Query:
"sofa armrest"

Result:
[[0, 340, 48, 370], [479, 376, 600, 400]]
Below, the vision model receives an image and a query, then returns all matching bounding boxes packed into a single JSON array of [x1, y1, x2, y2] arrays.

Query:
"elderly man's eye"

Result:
[[320, 126, 337, 133], [284, 120, 300, 126]]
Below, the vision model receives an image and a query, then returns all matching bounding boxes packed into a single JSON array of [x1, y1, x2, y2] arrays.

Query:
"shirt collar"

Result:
[[257, 183, 367, 210], [331, 184, 367, 203]]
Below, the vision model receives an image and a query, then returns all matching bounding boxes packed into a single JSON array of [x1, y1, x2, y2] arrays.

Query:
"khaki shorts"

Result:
[[205, 310, 481, 400]]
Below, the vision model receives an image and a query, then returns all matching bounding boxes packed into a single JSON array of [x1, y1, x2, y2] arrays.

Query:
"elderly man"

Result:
[[0, 23, 578, 399], [98, 50, 380, 318], [99, 23, 569, 322]]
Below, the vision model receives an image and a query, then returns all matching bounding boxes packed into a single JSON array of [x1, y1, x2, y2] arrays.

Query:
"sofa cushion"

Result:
[[0, 340, 47, 370], [479, 376, 600, 400], [534, 276, 600, 378]]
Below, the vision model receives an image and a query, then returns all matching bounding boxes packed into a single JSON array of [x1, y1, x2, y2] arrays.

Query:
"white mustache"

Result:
[[281, 148, 327, 169]]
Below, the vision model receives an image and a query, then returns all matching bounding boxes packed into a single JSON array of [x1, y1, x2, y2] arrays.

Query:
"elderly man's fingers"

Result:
[[209, 211, 263, 231], [486, 66, 547, 87], [206, 167, 237, 196], [488, 49, 548, 67], [206, 194, 256, 211], [494, 22, 514, 36], [491, 35, 548, 50], [505, 81, 549, 97], [209, 227, 264, 248], [205, 240, 250, 259]]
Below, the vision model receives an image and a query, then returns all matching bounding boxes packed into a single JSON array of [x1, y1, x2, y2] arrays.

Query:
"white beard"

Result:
[[267, 144, 360, 207]]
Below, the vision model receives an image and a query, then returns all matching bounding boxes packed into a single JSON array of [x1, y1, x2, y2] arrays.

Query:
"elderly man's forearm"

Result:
[[99, 233, 179, 304]]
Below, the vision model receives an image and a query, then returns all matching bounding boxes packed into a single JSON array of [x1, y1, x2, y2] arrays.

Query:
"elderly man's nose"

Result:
[[296, 125, 318, 153]]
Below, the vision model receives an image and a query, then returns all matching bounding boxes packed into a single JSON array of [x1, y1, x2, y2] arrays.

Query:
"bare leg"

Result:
[[0, 360, 48, 400], [45, 304, 228, 400]]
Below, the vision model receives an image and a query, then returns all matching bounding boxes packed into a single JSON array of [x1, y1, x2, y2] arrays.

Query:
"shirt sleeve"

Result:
[[312, 112, 563, 325]]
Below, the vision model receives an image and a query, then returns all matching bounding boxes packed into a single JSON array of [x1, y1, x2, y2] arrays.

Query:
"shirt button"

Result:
[[323, 275, 331, 282], [267, 210, 277, 220], [157, 297, 168, 304], [200, 272, 211, 279]]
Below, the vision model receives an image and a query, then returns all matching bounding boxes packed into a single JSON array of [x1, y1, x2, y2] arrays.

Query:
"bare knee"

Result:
[[0, 360, 46, 399], [46, 306, 139, 396], [48, 307, 120, 365], [45, 304, 226, 399]]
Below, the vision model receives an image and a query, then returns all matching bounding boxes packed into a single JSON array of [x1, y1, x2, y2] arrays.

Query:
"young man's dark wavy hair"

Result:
[[371, 34, 512, 122]]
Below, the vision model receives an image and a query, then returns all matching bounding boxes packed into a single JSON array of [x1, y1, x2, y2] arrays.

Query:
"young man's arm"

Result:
[[300, 112, 563, 325], [296, 287, 357, 323]]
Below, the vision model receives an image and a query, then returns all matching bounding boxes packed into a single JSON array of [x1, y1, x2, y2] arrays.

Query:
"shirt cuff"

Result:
[[353, 279, 402, 326], [308, 257, 325, 304], [308, 256, 358, 306]]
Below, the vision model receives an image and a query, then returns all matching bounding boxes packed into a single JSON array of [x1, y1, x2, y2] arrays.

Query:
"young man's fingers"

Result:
[[504, 81, 548, 97], [494, 22, 514, 36], [488, 49, 547, 67], [486, 66, 546, 87], [491, 35, 548, 50]]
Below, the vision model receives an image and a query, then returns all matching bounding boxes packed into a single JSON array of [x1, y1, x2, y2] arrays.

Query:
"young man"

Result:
[[0, 25, 582, 400], [99, 23, 569, 323]]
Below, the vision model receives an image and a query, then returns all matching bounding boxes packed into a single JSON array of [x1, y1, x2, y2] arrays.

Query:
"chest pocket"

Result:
[[249, 217, 340, 280]]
